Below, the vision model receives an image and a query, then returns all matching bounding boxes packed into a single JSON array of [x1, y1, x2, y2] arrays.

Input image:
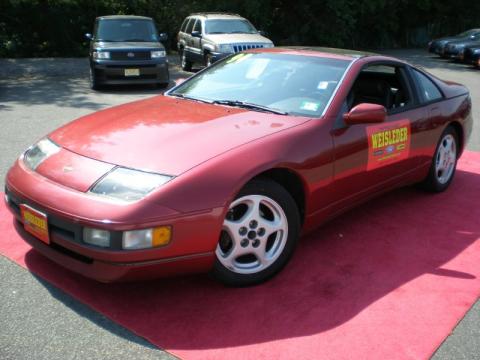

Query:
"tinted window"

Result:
[[95, 19, 159, 42], [185, 18, 195, 34], [180, 18, 189, 32], [193, 19, 202, 33], [412, 69, 443, 102], [171, 53, 350, 117], [348, 64, 411, 111]]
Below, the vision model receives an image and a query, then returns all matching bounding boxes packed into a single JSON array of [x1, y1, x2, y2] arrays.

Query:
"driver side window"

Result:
[[347, 64, 412, 113]]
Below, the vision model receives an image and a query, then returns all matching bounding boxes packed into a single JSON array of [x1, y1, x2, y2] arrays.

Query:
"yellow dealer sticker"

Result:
[[367, 120, 411, 170]]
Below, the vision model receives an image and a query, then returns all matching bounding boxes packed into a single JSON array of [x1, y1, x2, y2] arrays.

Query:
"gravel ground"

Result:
[[0, 50, 479, 360]]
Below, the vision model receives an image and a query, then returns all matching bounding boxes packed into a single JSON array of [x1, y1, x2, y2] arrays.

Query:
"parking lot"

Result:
[[0, 50, 479, 359]]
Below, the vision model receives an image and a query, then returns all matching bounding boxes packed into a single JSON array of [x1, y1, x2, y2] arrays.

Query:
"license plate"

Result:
[[124, 68, 140, 77], [20, 204, 50, 244]]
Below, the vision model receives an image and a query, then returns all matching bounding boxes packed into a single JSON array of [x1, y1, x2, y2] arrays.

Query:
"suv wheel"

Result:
[[89, 66, 100, 90], [204, 53, 213, 67], [180, 50, 192, 72]]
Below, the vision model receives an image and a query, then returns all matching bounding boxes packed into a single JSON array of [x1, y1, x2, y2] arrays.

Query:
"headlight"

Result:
[[24, 138, 60, 170], [89, 167, 173, 202], [123, 226, 172, 249], [217, 44, 233, 53], [83, 228, 110, 247], [93, 51, 110, 59], [151, 50, 166, 58], [263, 43, 274, 48]]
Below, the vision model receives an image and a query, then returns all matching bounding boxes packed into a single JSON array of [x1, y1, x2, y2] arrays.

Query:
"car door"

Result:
[[329, 62, 426, 210], [190, 18, 204, 62], [183, 18, 195, 58]]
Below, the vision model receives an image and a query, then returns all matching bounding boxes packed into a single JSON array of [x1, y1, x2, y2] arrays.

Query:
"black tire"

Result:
[[180, 50, 192, 72], [421, 125, 459, 192], [155, 82, 170, 89], [89, 66, 100, 90], [212, 178, 301, 287], [204, 53, 213, 67]]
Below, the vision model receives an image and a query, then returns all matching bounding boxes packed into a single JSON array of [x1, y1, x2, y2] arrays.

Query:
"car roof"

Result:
[[253, 47, 384, 61], [96, 15, 153, 21], [188, 12, 244, 20]]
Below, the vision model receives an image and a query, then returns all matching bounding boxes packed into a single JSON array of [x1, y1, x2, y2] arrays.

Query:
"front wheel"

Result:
[[421, 126, 459, 192], [204, 53, 213, 67], [213, 178, 300, 286], [89, 66, 100, 90]]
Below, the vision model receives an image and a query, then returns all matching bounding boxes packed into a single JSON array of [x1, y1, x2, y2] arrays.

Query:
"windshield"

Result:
[[458, 29, 479, 37], [170, 53, 351, 117], [205, 19, 257, 34], [95, 19, 159, 42]]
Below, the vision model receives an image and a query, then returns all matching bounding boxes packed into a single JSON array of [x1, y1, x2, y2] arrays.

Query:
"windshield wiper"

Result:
[[169, 93, 212, 104], [212, 100, 287, 115]]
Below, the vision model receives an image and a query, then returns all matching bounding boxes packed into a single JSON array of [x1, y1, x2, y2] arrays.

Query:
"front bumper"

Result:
[[210, 52, 231, 63], [91, 58, 170, 85], [5, 160, 222, 282]]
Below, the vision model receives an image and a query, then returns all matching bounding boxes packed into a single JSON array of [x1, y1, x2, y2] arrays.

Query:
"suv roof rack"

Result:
[[190, 12, 242, 17]]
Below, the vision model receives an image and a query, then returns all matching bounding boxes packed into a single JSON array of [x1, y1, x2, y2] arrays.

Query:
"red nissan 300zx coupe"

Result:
[[5, 48, 472, 286]]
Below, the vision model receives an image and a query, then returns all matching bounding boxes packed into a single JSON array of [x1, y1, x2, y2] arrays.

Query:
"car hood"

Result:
[[49, 96, 308, 176], [203, 33, 272, 45], [94, 41, 165, 50], [433, 36, 465, 44]]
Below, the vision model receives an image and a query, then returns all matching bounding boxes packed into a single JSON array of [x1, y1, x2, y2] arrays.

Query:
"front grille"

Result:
[[106, 64, 156, 68], [106, 74, 157, 80], [110, 51, 151, 60], [232, 44, 265, 53]]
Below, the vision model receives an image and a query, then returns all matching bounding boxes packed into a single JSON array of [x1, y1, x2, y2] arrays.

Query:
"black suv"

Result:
[[86, 15, 170, 89]]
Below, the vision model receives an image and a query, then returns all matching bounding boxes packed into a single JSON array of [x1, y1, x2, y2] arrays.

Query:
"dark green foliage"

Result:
[[1, 0, 479, 57]]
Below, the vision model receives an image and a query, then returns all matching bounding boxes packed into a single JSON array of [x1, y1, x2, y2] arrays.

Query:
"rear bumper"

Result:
[[92, 58, 170, 85]]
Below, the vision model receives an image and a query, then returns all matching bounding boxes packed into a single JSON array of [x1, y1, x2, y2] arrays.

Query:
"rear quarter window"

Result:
[[412, 69, 443, 103]]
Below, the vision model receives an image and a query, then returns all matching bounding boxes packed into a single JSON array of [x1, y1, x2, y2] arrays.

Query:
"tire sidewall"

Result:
[[427, 126, 459, 192], [212, 178, 301, 286]]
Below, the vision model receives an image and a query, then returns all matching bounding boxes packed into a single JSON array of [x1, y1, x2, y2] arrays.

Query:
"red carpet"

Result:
[[1, 152, 480, 360]]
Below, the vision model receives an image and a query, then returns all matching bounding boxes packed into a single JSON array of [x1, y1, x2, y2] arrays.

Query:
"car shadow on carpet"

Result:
[[24, 167, 480, 351]]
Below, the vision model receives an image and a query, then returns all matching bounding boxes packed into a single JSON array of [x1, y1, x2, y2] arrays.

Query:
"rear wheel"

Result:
[[180, 50, 192, 72], [213, 178, 300, 286], [421, 126, 458, 192]]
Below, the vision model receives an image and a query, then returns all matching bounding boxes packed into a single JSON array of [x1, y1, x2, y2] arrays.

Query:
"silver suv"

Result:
[[177, 13, 274, 71]]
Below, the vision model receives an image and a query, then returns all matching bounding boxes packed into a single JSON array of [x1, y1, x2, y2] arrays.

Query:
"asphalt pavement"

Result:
[[0, 50, 479, 359]]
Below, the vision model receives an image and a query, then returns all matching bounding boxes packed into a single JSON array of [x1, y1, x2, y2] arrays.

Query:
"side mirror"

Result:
[[343, 103, 386, 125], [191, 31, 202, 38], [85, 33, 93, 40], [159, 32, 168, 42]]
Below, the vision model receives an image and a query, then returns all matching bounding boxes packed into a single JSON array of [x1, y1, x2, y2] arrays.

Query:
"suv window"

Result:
[[412, 69, 443, 102], [348, 64, 412, 112], [185, 18, 195, 34], [193, 19, 202, 33], [180, 18, 189, 32]]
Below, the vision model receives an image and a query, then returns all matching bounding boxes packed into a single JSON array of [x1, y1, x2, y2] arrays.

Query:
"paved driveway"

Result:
[[0, 51, 478, 359]]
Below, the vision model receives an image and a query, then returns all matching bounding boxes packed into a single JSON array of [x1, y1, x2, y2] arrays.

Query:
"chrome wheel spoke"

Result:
[[216, 194, 289, 275], [435, 133, 457, 184]]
